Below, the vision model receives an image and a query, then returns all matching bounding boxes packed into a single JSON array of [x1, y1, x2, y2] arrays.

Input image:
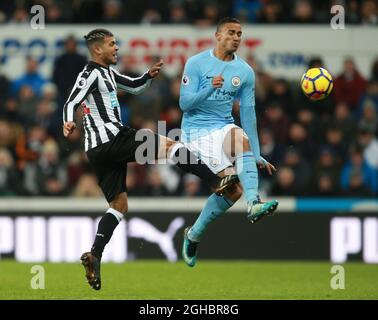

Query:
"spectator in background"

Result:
[[358, 80, 378, 117], [0, 70, 10, 110], [246, 55, 273, 107], [141, 8, 162, 24], [161, 76, 183, 131], [35, 83, 58, 135], [9, 7, 28, 24], [194, 1, 221, 26], [324, 126, 348, 164], [307, 56, 324, 68], [267, 78, 295, 115], [342, 170, 375, 197], [116, 54, 142, 124], [0, 1, 15, 22], [102, 0, 126, 23], [66, 150, 91, 188], [1, 98, 22, 123], [340, 145, 378, 195], [292, 0, 315, 23], [356, 122, 378, 169], [129, 58, 170, 128], [271, 166, 300, 196], [126, 162, 149, 196], [126, 164, 140, 196], [15, 125, 47, 170], [23, 139, 68, 196], [233, 0, 262, 23], [259, 127, 284, 193], [169, 3, 188, 23], [45, 1, 66, 23], [73, 173, 103, 197], [359, 100, 378, 136], [0, 119, 21, 152], [346, 0, 361, 24], [314, 173, 340, 197], [17, 84, 40, 127], [330, 102, 357, 143], [12, 57, 46, 98], [371, 58, 378, 82], [360, 0, 378, 25], [53, 35, 87, 103], [260, 128, 285, 168], [261, 103, 291, 144], [256, 0, 285, 23], [0, 11, 5, 23], [72, 0, 104, 23], [287, 122, 315, 161], [0, 148, 24, 196], [144, 166, 170, 197], [282, 147, 311, 190], [312, 146, 341, 195], [296, 107, 321, 144], [334, 58, 367, 110], [181, 174, 206, 197]]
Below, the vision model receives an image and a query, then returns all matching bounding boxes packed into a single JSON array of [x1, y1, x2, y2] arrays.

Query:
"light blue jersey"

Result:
[[179, 49, 261, 160]]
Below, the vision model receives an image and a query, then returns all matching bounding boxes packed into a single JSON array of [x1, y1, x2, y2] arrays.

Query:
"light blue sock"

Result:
[[236, 151, 259, 204], [188, 193, 234, 242]]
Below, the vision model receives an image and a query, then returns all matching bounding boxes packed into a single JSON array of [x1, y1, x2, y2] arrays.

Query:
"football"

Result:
[[301, 67, 333, 101]]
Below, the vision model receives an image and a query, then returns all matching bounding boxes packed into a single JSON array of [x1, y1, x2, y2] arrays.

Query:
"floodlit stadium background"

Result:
[[0, 1, 377, 268]]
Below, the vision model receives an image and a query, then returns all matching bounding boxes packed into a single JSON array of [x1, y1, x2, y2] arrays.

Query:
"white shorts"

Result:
[[184, 124, 240, 174]]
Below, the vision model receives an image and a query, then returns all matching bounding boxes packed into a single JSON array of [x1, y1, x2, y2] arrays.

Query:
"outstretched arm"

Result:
[[111, 59, 163, 95], [239, 69, 276, 174]]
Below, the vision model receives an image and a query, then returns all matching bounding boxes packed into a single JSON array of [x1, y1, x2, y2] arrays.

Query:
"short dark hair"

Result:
[[216, 17, 241, 32], [84, 28, 113, 48]]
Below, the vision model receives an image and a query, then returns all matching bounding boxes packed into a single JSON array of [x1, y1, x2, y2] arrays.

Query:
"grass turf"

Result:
[[0, 260, 377, 300]]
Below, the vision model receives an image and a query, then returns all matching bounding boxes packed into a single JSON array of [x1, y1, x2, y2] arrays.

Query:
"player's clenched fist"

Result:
[[212, 74, 224, 88], [63, 121, 76, 137], [148, 59, 164, 78]]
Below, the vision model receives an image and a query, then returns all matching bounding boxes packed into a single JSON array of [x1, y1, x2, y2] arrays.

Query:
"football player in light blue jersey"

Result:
[[180, 17, 279, 267]]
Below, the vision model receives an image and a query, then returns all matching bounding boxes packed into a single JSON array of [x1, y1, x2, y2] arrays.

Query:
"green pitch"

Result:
[[0, 260, 377, 300]]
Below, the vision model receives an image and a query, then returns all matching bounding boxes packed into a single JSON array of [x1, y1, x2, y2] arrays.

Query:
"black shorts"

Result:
[[86, 126, 159, 203]]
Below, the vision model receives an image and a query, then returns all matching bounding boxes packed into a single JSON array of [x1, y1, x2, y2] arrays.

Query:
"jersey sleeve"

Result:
[[179, 58, 215, 112], [63, 70, 98, 123], [239, 68, 262, 161], [110, 67, 152, 94]]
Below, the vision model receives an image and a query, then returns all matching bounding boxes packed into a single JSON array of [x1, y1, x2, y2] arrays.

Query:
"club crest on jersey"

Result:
[[77, 78, 87, 89], [182, 75, 189, 86], [231, 76, 241, 87]]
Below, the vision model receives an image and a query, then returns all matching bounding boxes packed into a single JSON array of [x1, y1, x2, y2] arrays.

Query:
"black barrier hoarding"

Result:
[[0, 211, 377, 263], [128, 212, 331, 260]]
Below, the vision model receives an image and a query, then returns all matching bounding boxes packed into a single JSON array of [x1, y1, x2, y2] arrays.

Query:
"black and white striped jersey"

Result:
[[63, 61, 152, 151]]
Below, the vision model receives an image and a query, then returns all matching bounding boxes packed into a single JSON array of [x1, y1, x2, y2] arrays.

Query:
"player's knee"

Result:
[[242, 137, 251, 152], [158, 135, 177, 159], [110, 194, 128, 214], [111, 203, 128, 214], [231, 128, 250, 155], [228, 189, 242, 202], [224, 183, 243, 202]]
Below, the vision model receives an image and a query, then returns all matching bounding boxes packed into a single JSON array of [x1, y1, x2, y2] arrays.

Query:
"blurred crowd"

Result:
[[0, 0, 377, 25], [0, 34, 378, 198]]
